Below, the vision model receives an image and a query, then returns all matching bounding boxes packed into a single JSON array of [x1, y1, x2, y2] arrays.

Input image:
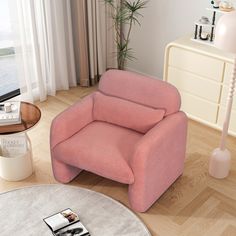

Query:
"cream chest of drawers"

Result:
[[164, 36, 236, 136]]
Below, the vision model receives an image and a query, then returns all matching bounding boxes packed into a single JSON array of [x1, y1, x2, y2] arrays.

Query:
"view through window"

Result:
[[0, 0, 20, 101]]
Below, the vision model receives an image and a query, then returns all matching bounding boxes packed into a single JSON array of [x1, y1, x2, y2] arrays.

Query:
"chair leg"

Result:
[[51, 158, 82, 183], [128, 166, 184, 213]]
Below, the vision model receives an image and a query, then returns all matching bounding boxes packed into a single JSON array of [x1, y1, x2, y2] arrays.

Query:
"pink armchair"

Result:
[[50, 70, 187, 212]]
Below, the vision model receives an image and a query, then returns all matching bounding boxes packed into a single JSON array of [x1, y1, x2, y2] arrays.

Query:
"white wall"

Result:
[[126, 0, 236, 79]]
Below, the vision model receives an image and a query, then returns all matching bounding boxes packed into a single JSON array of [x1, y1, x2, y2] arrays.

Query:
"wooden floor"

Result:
[[1, 86, 236, 236]]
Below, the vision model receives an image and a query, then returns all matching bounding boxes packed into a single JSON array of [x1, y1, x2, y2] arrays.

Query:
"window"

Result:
[[0, 0, 20, 102]]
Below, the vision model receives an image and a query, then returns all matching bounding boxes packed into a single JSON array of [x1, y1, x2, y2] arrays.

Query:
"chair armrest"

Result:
[[50, 94, 94, 149], [128, 111, 188, 212], [130, 111, 188, 177]]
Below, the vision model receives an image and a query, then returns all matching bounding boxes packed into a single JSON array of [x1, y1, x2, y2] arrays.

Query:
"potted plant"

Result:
[[104, 0, 148, 70]]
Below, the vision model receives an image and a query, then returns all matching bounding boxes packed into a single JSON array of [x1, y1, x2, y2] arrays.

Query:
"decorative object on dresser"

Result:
[[164, 35, 236, 136], [211, 0, 221, 8], [219, 1, 234, 11], [209, 11, 236, 179], [211, 0, 234, 10], [50, 69, 188, 212], [193, 2, 235, 45]]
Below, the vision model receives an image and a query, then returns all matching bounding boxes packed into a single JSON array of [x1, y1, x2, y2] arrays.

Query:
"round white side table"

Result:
[[0, 102, 41, 181]]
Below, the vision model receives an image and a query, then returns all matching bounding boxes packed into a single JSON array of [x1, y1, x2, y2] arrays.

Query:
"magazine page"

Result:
[[44, 209, 80, 232], [54, 221, 90, 236], [0, 134, 27, 158]]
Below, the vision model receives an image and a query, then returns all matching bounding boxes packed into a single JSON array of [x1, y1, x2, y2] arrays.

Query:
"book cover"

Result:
[[0, 134, 27, 158]]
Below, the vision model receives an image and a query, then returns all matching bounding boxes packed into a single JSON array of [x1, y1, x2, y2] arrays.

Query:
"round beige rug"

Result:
[[0, 184, 151, 236]]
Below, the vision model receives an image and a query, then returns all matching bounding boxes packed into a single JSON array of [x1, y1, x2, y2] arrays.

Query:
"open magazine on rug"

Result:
[[43, 208, 90, 236]]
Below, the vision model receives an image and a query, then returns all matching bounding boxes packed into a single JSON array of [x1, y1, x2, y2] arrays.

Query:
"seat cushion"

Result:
[[93, 92, 165, 133], [54, 121, 143, 184]]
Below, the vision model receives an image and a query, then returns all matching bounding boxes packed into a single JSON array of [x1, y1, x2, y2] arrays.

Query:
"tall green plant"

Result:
[[104, 0, 148, 70]]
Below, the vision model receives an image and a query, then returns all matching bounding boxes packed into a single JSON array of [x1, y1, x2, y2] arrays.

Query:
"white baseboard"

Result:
[[124, 67, 162, 81]]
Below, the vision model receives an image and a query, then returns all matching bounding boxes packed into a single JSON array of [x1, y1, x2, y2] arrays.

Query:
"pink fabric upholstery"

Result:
[[129, 112, 187, 212], [99, 70, 181, 116], [53, 121, 142, 184], [93, 92, 165, 133], [50, 69, 188, 212], [50, 94, 94, 150], [50, 94, 94, 182]]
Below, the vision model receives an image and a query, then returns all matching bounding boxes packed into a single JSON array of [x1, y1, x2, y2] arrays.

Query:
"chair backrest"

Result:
[[98, 70, 181, 116]]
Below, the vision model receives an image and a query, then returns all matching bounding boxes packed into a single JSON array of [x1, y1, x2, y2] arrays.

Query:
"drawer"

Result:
[[219, 85, 236, 111], [223, 63, 234, 85], [217, 107, 236, 133], [168, 67, 221, 103], [179, 91, 218, 123], [169, 47, 224, 82]]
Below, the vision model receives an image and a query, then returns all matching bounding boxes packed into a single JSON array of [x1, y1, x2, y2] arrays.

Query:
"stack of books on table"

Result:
[[0, 101, 21, 126]]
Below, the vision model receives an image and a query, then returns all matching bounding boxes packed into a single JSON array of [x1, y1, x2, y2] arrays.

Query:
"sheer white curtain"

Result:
[[11, 0, 76, 102]]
